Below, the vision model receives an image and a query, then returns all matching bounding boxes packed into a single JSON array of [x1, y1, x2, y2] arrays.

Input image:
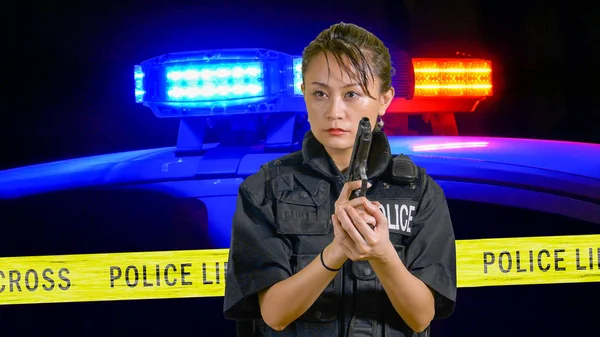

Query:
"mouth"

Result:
[[325, 128, 349, 136]]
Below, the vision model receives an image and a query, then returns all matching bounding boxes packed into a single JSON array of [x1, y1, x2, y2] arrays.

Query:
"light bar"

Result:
[[412, 58, 493, 97], [293, 57, 302, 95], [135, 49, 297, 117], [135, 50, 494, 119]]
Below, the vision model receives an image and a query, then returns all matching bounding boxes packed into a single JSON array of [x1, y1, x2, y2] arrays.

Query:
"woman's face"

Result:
[[302, 51, 394, 157]]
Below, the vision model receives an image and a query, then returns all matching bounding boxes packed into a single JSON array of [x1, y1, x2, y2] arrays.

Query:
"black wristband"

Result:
[[320, 248, 342, 272]]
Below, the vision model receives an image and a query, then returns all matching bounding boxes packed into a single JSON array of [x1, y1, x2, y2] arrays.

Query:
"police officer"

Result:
[[224, 22, 457, 337]]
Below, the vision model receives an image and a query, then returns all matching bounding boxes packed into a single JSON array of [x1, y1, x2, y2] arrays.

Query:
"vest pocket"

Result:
[[292, 254, 339, 323], [273, 174, 330, 235]]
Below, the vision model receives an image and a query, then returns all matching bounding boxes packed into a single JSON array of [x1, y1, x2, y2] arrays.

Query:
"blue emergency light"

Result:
[[134, 49, 307, 117], [135, 48, 416, 119], [293, 57, 303, 95]]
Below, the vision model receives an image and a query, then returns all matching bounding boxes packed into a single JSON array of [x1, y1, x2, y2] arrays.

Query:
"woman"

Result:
[[224, 22, 457, 337]]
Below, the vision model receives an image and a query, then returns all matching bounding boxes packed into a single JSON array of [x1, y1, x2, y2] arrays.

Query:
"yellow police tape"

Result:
[[0, 234, 598, 305]]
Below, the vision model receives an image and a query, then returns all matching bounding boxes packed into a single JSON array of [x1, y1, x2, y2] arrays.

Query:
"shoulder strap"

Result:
[[264, 151, 304, 181]]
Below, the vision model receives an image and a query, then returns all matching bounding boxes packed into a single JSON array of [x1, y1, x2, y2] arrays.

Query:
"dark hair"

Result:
[[301, 22, 395, 99]]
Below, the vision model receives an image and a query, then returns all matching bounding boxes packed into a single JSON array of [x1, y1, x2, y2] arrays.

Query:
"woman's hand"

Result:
[[326, 181, 370, 268], [332, 181, 393, 262], [334, 180, 376, 226]]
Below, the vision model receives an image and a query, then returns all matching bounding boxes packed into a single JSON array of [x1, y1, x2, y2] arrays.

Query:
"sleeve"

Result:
[[405, 172, 457, 319], [223, 167, 294, 320]]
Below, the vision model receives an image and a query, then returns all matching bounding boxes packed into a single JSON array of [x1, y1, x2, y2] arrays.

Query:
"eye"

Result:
[[313, 90, 327, 98], [345, 91, 360, 99]]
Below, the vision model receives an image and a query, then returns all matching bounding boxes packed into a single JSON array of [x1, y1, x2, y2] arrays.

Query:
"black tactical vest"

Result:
[[241, 150, 429, 337]]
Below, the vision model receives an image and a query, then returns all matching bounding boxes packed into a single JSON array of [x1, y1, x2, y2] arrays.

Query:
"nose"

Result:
[[324, 97, 345, 120]]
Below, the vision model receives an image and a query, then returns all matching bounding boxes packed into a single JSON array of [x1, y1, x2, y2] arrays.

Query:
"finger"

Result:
[[352, 208, 377, 226], [332, 214, 355, 253], [332, 214, 351, 242], [337, 181, 373, 204], [338, 206, 368, 247], [335, 207, 375, 234], [361, 213, 377, 226], [335, 210, 357, 240], [337, 180, 363, 205], [354, 210, 375, 226], [335, 197, 376, 226], [346, 206, 376, 244], [335, 196, 369, 213], [338, 234, 354, 256], [347, 197, 370, 209], [351, 199, 377, 225], [364, 199, 387, 225]]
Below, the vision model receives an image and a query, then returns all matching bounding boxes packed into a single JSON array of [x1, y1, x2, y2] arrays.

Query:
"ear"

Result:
[[301, 83, 310, 123], [378, 87, 395, 117], [301, 83, 309, 106]]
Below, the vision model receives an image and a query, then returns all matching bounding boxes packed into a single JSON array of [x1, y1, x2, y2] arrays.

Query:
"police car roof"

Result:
[[0, 136, 598, 200], [389, 136, 600, 180]]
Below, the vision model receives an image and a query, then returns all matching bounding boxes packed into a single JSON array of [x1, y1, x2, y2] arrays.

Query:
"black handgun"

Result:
[[345, 117, 373, 200]]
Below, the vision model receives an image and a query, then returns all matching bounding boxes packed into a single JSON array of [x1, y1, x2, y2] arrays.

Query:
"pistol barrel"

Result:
[[347, 117, 373, 199]]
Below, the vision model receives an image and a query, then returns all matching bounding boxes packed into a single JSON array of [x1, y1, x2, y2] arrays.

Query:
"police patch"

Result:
[[375, 199, 419, 236]]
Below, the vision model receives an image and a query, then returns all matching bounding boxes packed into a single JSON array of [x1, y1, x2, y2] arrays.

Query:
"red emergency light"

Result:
[[386, 58, 493, 136]]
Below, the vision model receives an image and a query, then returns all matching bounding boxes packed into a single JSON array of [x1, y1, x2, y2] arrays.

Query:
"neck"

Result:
[[326, 147, 353, 173]]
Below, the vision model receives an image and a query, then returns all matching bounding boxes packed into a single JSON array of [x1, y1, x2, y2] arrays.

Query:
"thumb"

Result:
[[367, 201, 388, 227], [340, 180, 362, 199], [364, 199, 384, 217], [364, 199, 387, 223]]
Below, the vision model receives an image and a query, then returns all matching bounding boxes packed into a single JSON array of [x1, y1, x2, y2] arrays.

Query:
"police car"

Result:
[[0, 49, 598, 337]]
